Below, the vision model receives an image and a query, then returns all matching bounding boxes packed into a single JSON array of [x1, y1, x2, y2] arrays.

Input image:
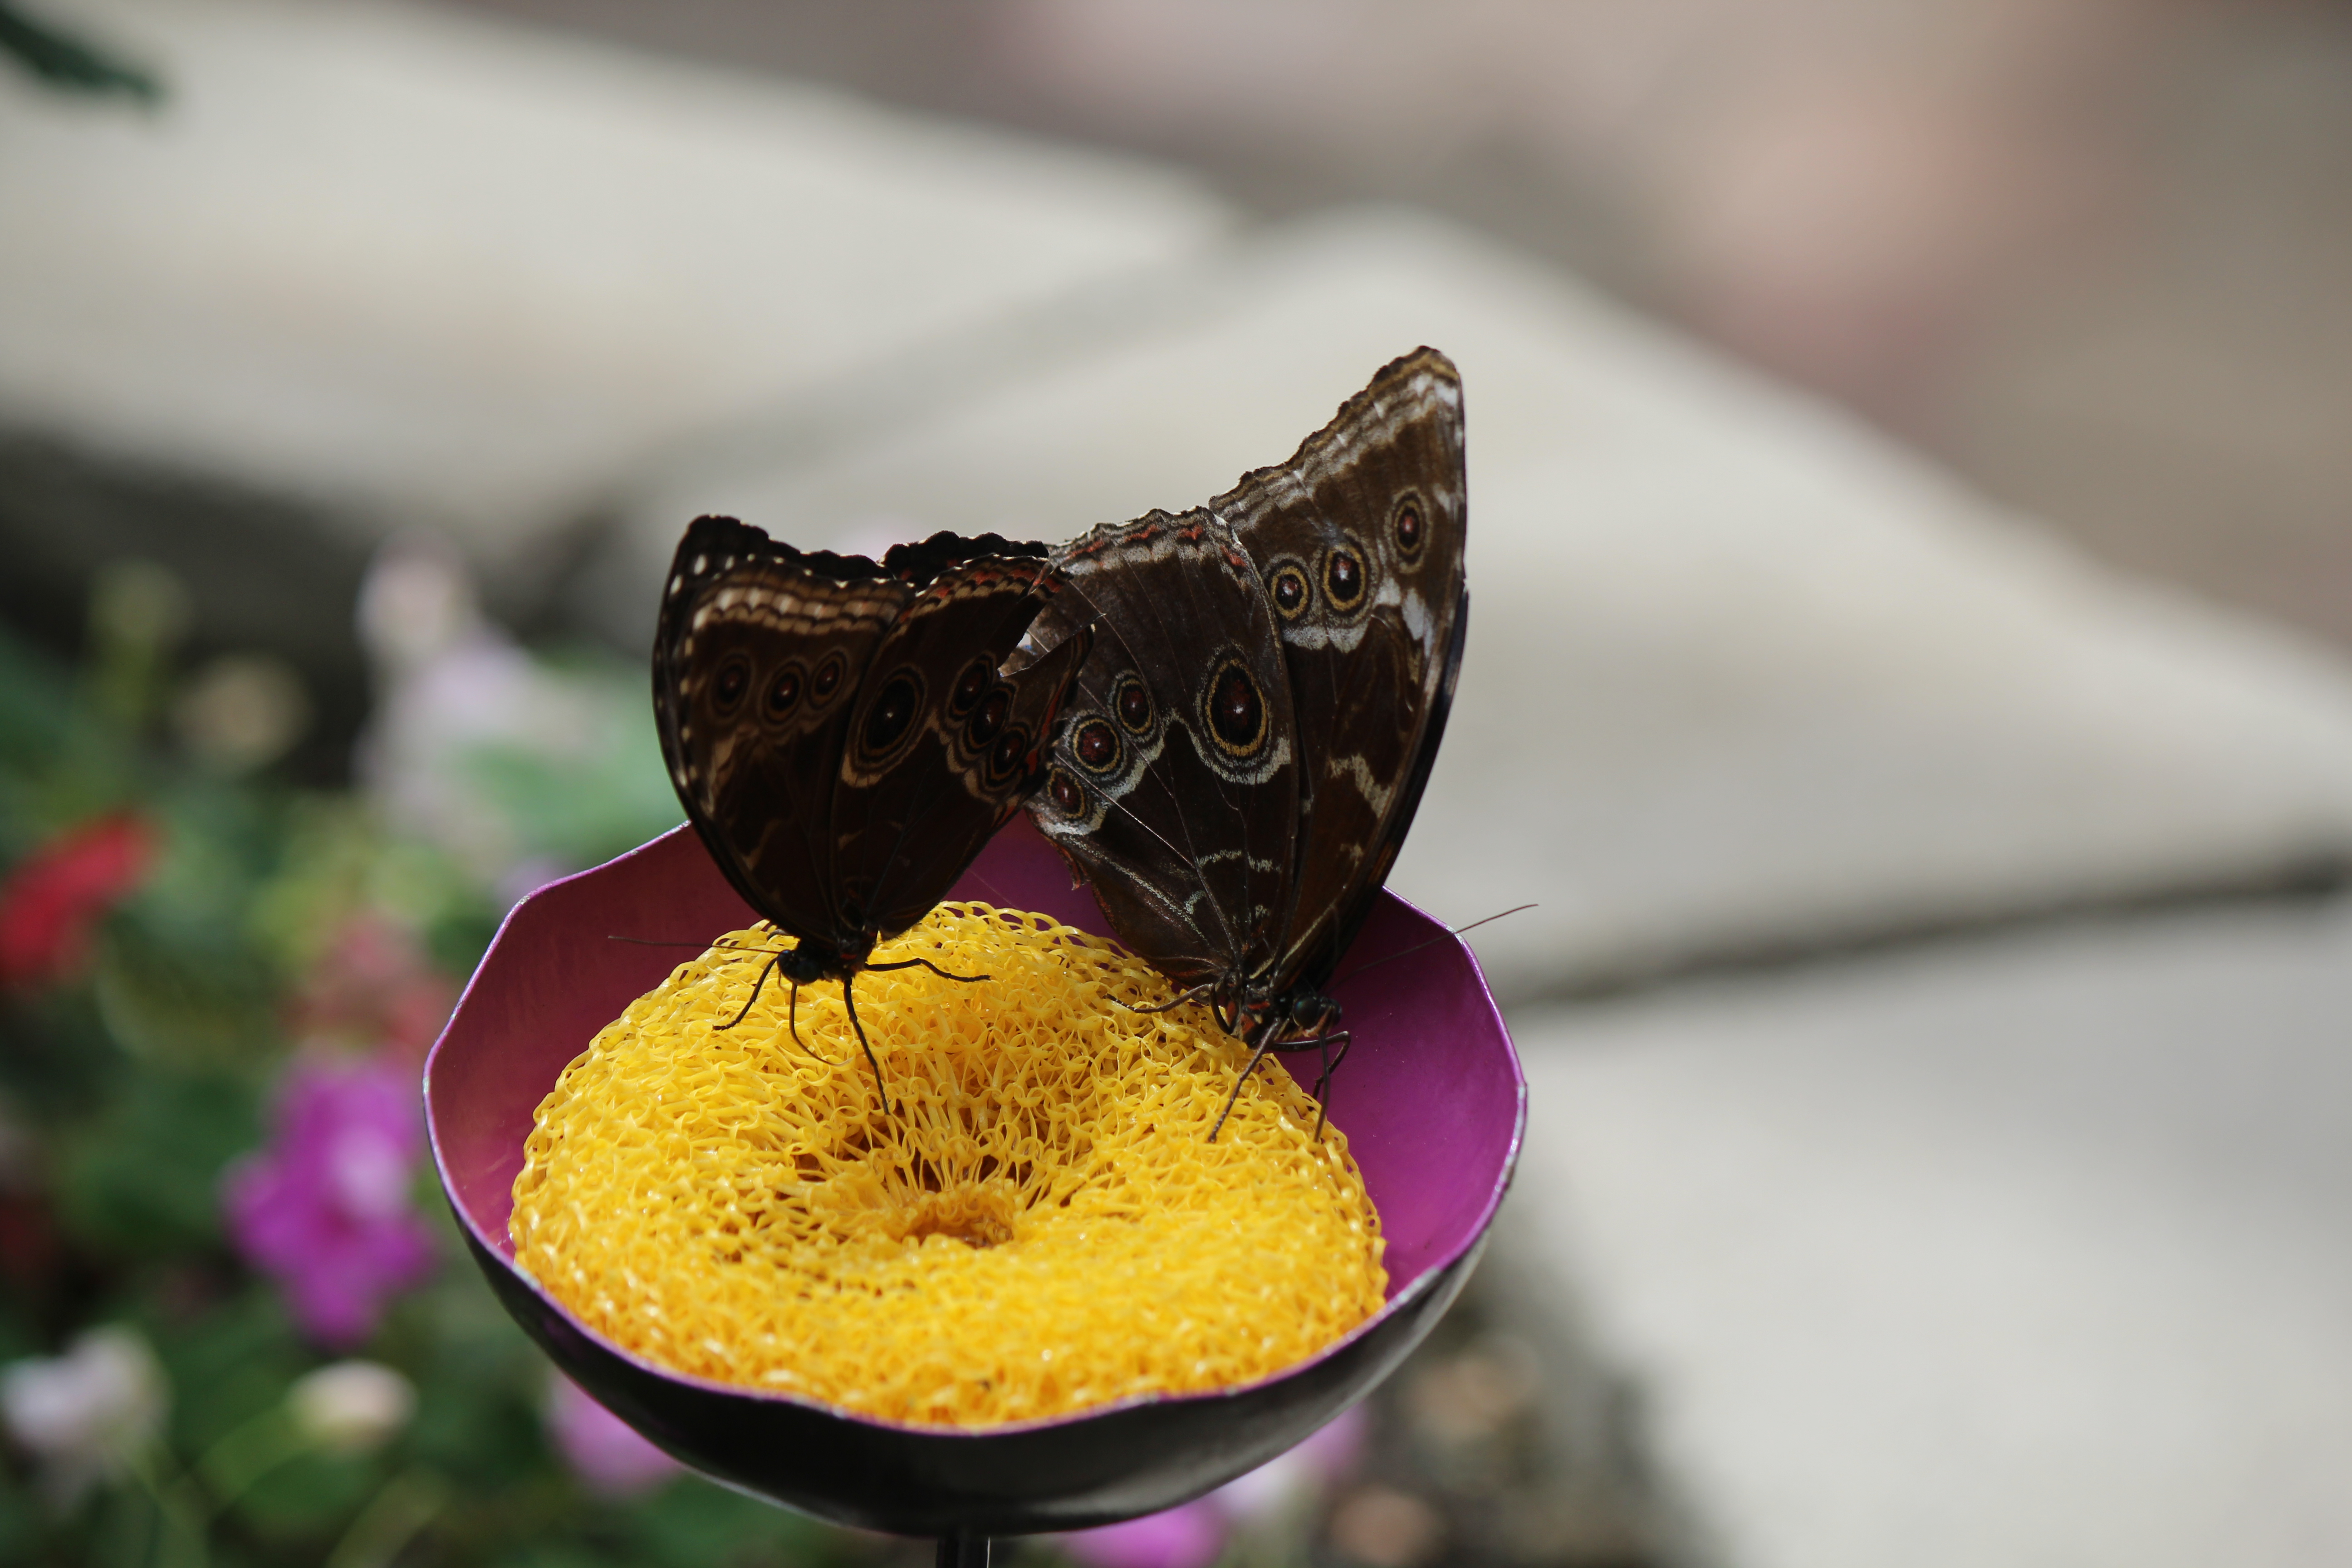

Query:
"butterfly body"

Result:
[[653, 516, 1090, 1105], [1026, 348, 1469, 1127]]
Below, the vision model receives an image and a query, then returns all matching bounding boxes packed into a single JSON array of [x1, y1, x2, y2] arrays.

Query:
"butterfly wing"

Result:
[[654, 516, 912, 948], [655, 518, 1082, 953], [1026, 508, 1300, 994], [833, 537, 1091, 938], [1211, 347, 1470, 993]]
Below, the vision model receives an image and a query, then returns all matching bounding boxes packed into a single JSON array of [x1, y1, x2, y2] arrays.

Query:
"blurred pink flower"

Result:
[[1214, 1403, 1367, 1524], [545, 1377, 681, 1496], [0, 813, 156, 992], [221, 1058, 436, 1346], [1060, 1405, 1370, 1567], [285, 914, 453, 1066], [1059, 1499, 1225, 1568]]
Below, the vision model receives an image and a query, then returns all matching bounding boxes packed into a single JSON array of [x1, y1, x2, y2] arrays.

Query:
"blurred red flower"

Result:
[[0, 813, 157, 992]]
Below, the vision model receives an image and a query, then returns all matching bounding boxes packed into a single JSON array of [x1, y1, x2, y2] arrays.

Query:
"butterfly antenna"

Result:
[[1329, 904, 1538, 988], [607, 935, 785, 954], [717, 953, 781, 1031], [1207, 1018, 1284, 1145], [864, 956, 990, 985], [839, 974, 896, 1120]]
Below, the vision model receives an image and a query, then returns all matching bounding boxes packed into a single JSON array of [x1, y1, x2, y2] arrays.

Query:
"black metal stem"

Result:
[[936, 1529, 991, 1568]]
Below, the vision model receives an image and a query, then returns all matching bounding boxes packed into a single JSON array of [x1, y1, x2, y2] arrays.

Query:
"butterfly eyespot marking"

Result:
[[1323, 547, 1366, 610], [764, 664, 804, 718], [812, 652, 848, 703], [987, 725, 1030, 783], [1072, 719, 1120, 774], [948, 658, 992, 718], [860, 670, 924, 757], [667, 574, 683, 598], [1203, 658, 1268, 757], [712, 655, 753, 712], [969, 689, 1010, 745], [1393, 493, 1426, 559], [691, 555, 708, 575], [1269, 562, 1311, 621], [1113, 676, 1153, 733], [1046, 767, 1083, 815]]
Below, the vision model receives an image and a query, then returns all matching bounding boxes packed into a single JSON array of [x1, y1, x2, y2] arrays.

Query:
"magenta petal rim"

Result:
[[424, 817, 1525, 1537]]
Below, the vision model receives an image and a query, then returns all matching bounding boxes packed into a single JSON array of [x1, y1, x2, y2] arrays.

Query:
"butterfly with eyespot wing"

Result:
[[653, 516, 1092, 1114], [1021, 347, 1468, 1138]]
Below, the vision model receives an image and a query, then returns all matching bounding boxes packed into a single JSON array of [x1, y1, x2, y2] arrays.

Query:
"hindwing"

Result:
[[1025, 508, 1298, 992]]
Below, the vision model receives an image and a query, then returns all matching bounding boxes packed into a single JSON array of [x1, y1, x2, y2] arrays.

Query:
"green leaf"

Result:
[[624, 1479, 838, 1568], [233, 1451, 378, 1539], [0, 4, 160, 107], [0, 987, 125, 1116], [56, 1067, 259, 1253], [149, 1286, 304, 1454], [0, 1472, 44, 1568], [92, 915, 279, 1071]]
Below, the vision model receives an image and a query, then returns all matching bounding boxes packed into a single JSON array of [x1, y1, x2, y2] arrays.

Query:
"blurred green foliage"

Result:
[[0, 583, 875, 1568]]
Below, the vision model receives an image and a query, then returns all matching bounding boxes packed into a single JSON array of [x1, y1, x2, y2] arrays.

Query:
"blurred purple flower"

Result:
[[1060, 1406, 1370, 1568], [545, 1377, 681, 1496], [221, 1057, 436, 1346], [1059, 1499, 1225, 1568], [1214, 1402, 1367, 1525]]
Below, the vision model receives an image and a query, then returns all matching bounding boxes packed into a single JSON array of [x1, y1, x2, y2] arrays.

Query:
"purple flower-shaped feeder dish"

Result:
[[424, 817, 1524, 1558]]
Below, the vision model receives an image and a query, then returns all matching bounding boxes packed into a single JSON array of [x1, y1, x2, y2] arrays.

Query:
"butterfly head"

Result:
[[779, 939, 859, 985], [1226, 982, 1342, 1046]]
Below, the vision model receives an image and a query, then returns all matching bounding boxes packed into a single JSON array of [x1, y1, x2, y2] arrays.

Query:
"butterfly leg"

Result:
[[1119, 980, 1218, 1017], [1266, 1024, 1352, 1137], [1207, 1016, 1287, 1145], [718, 952, 781, 1031], [764, 978, 847, 1067], [838, 974, 897, 1120], [1307, 1030, 1352, 1139]]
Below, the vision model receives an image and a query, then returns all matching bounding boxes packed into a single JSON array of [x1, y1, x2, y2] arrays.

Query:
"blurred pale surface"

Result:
[[0, 0, 1227, 561], [613, 211, 2352, 1002], [1510, 899, 2352, 1568]]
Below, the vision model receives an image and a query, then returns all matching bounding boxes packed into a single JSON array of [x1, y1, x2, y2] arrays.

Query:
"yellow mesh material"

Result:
[[509, 903, 1388, 1428]]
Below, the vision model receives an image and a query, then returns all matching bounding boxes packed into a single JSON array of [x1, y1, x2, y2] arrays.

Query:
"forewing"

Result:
[[1024, 508, 1299, 992], [653, 515, 909, 946], [1213, 347, 1469, 990]]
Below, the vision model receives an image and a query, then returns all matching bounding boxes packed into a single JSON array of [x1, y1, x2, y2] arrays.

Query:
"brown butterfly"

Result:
[[653, 516, 1091, 1111], [1022, 348, 1469, 1135]]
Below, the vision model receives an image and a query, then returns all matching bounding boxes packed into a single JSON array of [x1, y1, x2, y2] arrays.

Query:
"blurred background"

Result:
[[2, 1, 2348, 1566]]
